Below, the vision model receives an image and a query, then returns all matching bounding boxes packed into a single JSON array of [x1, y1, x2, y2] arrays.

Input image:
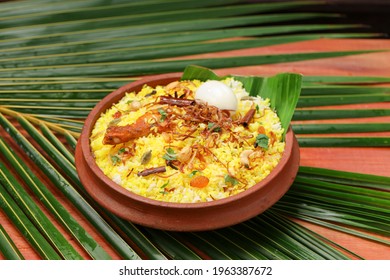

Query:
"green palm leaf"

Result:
[[0, 180, 62, 259], [0, 138, 111, 259], [0, 224, 24, 260], [0, 163, 84, 260], [0, 114, 141, 259]]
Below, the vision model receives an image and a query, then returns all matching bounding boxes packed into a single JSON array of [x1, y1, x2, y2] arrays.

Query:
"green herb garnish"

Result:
[[224, 174, 239, 186], [208, 122, 221, 132], [255, 134, 269, 150], [162, 147, 177, 161], [110, 155, 121, 165], [188, 170, 199, 178], [158, 108, 167, 122], [159, 180, 170, 195], [160, 180, 170, 189]]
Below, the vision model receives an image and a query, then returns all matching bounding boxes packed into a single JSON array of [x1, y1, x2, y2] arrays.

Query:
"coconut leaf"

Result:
[[179, 232, 232, 260], [293, 123, 390, 134], [0, 224, 24, 260], [293, 109, 390, 120], [0, 106, 81, 137], [0, 180, 61, 260], [298, 93, 390, 107], [274, 169, 390, 246], [0, 162, 84, 260], [298, 166, 390, 190], [0, 113, 141, 260], [0, 49, 379, 78], [64, 131, 78, 150], [301, 85, 390, 96], [0, 1, 315, 28], [261, 212, 351, 259], [142, 229, 202, 260], [298, 137, 390, 147], [0, 30, 369, 68], [302, 75, 390, 84], [0, 138, 112, 260], [181, 65, 302, 138], [13, 115, 167, 260]]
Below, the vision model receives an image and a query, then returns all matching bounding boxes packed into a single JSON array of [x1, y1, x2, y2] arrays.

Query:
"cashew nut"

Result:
[[240, 150, 253, 168]]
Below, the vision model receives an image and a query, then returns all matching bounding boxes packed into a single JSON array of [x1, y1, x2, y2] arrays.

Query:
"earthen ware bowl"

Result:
[[75, 73, 300, 231]]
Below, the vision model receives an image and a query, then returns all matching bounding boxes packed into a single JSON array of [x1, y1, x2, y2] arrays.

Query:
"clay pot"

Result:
[[75, 73, 300, 231]]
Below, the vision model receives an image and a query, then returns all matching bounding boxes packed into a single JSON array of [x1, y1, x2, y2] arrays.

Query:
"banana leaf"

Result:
[[181, 65, 302, 138]]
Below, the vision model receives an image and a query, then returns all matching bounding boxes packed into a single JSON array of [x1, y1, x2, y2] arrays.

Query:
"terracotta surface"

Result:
[[1, 38, 389, 259], [75, 74, 300, 231]]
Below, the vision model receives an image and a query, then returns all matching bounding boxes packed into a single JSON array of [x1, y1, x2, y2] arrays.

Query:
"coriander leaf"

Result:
[[255, 134, 269, 150], [158, 108, 167, 122], [208, 122, 221, 132], [160, 180, 170, 189], [224, 174, 239, 186], [188, 170, 199, 178], [162, 147, 177, 161], [110, 155, 121, 165]]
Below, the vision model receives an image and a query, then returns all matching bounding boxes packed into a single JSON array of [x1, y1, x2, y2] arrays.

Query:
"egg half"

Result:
[[195, 80, 238, 111]]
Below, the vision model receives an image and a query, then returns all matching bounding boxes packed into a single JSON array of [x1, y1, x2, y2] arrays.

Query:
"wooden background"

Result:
[[0, 37, 390, 260]]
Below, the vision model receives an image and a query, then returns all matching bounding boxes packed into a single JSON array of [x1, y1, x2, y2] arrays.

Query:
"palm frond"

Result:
[[0, 177, 62, 259], [0, 138, 112, 259], [0, 224, 24, 260]]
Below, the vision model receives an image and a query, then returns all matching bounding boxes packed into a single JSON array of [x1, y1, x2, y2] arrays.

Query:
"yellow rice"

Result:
[[90, 78, 285, 203]]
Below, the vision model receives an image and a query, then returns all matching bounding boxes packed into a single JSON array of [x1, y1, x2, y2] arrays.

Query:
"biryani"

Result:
[[90, 78, 285, 203]]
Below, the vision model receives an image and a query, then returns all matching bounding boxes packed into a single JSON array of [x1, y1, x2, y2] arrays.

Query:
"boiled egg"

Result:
[[195, 80, 238, 111]]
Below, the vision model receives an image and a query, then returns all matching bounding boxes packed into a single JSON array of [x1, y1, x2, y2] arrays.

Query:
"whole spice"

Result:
[[159, 96, 195, 107], [240, 108, 256, 127], [137, 166, 166, 177], [140, 150, 152, 165]]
